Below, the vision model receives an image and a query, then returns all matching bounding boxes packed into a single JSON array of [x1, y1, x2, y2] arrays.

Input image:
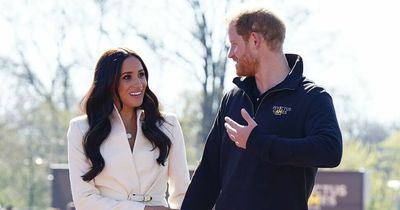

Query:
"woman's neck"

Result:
[[119, 107, 137, 128]]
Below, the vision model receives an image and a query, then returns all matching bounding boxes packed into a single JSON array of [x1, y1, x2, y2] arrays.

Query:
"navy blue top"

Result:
[[181, 54, 342, 210]]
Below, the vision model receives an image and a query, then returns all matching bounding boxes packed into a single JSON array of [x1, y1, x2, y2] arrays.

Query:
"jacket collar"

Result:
[[111, 104, 145, 126], [233, 54, 304, 94]]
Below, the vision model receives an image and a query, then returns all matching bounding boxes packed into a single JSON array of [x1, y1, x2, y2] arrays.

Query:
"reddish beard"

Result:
[[236, 52, 259, 77]]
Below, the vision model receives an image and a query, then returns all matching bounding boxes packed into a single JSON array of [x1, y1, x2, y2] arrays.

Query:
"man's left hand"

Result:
[[224, 108, 257, 149]]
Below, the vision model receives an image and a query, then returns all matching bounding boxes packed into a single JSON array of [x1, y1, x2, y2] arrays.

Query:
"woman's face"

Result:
[[116, 56, 147, 110]]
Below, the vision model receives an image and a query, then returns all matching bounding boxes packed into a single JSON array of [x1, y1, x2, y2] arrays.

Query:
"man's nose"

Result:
[[228, 48, 234, 59]]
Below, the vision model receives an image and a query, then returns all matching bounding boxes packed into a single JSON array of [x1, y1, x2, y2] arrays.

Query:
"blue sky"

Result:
[[1, 0, 399, 125], [276, 0, 399, 124]]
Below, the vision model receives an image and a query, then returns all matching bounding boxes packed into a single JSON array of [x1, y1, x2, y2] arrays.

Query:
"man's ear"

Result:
[[249, 32, 262, 49]]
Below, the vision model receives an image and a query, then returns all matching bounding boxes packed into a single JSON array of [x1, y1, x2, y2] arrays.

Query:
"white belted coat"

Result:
[[67, 108, 190, 210]]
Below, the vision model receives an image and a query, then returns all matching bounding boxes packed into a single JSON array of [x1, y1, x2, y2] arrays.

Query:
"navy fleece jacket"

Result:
[[181, 54, 342, 210]]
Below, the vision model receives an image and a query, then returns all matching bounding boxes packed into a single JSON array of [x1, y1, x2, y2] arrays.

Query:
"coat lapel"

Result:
[[106, 106, 162, 194], [101, 106, 141, 193]]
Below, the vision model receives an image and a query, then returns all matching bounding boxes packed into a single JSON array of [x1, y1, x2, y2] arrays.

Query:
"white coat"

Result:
[[67, 108, 190, 210]]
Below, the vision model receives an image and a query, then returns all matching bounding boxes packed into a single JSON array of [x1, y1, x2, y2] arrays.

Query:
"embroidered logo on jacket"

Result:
[[272, 106, 292, 115]]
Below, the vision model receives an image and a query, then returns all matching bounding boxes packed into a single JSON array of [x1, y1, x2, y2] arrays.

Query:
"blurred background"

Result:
[[0, 0, 399, 209]]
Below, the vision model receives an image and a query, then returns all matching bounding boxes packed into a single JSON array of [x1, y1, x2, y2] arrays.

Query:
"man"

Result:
[[181, 8, 342, 210]]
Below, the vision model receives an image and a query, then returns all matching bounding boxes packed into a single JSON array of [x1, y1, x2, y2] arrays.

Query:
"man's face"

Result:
[[228, 23, 259, 77]]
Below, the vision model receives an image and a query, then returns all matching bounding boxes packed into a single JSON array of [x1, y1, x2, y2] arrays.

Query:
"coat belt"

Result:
[[127, 193, 153, 202]]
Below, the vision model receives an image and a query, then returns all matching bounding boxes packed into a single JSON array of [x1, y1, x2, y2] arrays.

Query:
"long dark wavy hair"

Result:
[[80, 47, 172, 182]]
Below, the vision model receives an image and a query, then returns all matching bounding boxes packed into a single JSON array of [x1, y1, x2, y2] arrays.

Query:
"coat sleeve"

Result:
[[67, 119, 146, 210], [246, 91, 342, 168], [166, 115, 190, 209], [181, 95, 227, 210]]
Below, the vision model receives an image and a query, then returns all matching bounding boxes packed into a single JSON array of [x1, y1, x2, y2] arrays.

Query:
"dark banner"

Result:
[[308, 171, 366, 210], [51, 164, 73, 210]]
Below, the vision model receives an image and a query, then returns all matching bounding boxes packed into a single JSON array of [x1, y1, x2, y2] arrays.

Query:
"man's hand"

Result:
[[224, 108, 257, 149]]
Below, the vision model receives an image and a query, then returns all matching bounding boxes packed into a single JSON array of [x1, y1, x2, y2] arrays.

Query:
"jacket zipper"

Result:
[[243, 88, 294, 118], [243, 93, 256, 118]]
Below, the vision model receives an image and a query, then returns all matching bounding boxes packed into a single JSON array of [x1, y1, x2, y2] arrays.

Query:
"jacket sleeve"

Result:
[[181, 96, 227, 210], [67, 119, 146, 210], [246, 92, 342, 168], [166, 115, 190, 209]]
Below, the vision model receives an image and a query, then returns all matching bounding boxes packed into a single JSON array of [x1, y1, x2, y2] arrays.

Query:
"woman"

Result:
[[67, 48, 190, 210]]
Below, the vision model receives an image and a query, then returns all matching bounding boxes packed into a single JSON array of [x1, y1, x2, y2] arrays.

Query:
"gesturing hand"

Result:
[[224, 108, 257, 149]]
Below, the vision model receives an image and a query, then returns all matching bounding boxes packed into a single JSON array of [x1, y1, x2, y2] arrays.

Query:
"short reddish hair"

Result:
[[229, 9, 286, 50]]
